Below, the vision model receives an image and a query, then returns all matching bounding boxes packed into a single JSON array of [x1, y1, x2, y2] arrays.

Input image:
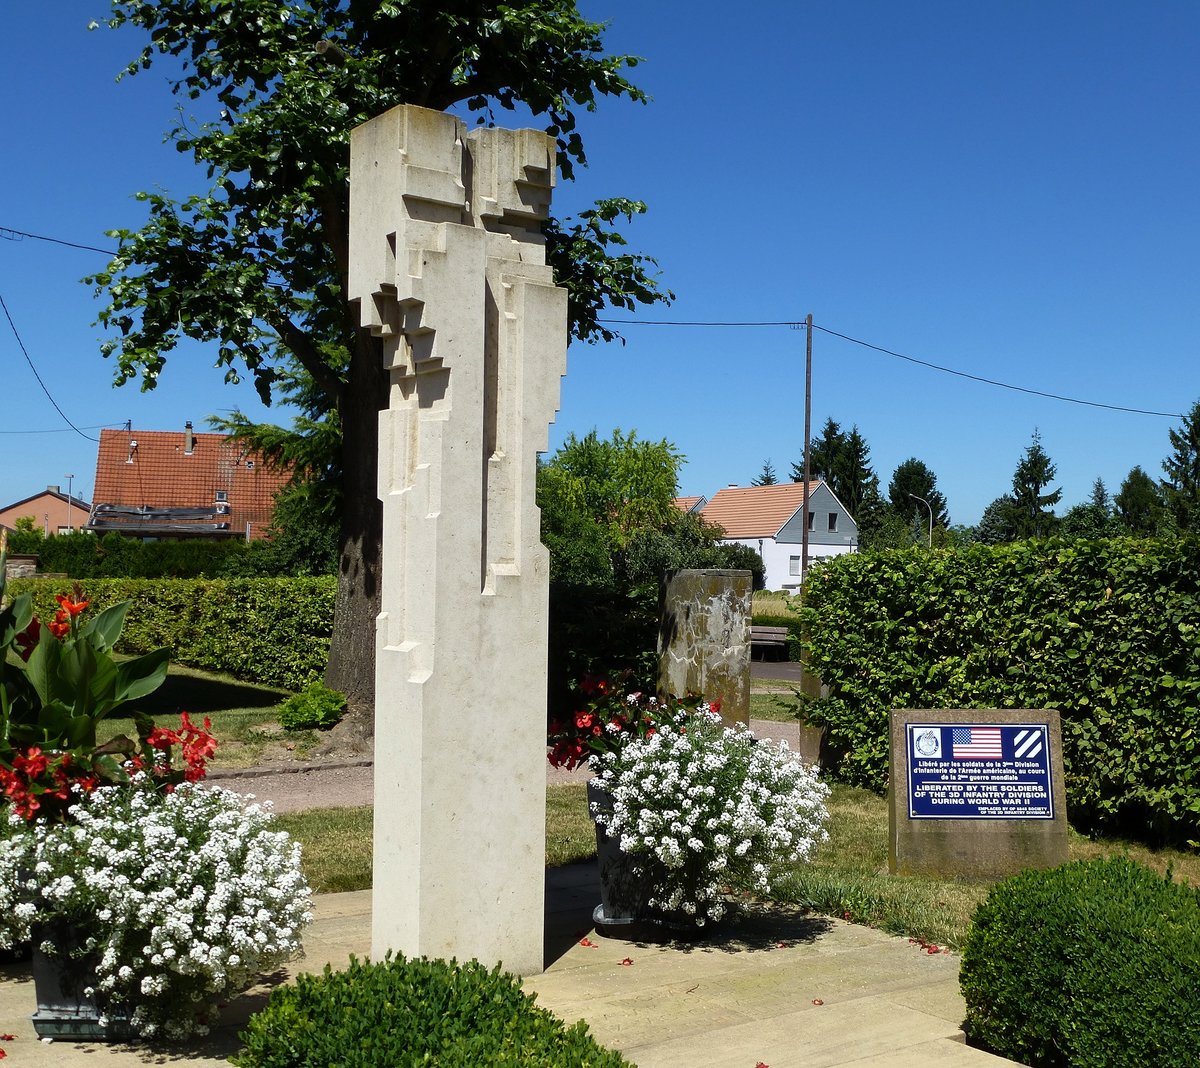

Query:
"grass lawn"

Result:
[[96, 664, 311, 769], [277, 782, 1200, 950]]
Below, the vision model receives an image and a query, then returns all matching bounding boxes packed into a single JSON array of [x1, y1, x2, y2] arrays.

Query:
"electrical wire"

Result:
[[0, 291, 100, 443], [5, 225, 1184, 421], [0, 423, 126, 436], [0, 226, 116, 257], [596, 317, 1183, 420]]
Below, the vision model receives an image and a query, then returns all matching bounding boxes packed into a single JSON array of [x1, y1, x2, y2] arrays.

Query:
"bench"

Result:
[[750, 625, 790, 661]]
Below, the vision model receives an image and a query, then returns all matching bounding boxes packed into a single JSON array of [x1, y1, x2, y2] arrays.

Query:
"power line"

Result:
[[596, 316, 1183, 420], [0, 423, 126, 436], [0, 291, 100, 443], [811, 323, 1183, 420], [5, 226, 1183, 421], [0, 226, 116, 257]]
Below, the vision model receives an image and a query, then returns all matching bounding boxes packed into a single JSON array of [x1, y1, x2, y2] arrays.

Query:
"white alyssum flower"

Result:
[[0, 780, 312, 1039], [592, 708, 829, 925]]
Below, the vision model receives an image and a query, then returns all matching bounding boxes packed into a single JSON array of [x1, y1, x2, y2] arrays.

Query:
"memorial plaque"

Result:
[[889, 709, 1067, 879]]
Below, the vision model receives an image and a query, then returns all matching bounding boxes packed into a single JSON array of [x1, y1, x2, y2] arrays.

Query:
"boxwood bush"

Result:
[[9, 576, 334, 691], [233, 955, 632, 1067], [960, 856, 1200, 1067], [797, 537, 1200, 845]]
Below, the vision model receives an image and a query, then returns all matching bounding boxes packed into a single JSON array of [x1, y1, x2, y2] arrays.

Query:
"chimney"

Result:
[[184, 421, 195, 456], [46, 484, 60, 494]]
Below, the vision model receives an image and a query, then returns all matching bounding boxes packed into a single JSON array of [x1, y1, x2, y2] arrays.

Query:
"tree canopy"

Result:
[[887, 457, 950, 532], [1010, 430, 1061, 539], [89, 0, 671, 718], [1161, 400, 1200, 531]]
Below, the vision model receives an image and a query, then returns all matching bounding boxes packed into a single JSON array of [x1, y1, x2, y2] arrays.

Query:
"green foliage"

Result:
[[278, 682, 346, 732], [8, 530, 269, 579], [1162, 399, 1200, 531], [91, 1, 673, 707], [887, 457, 950, 530], [1010, 429, 1061, 538], [233, 954, 632, 1068], [798, 538, 1200, 845], [752, 460, 778, 486], [960, 857, 1200, 1067], [791, 418, 881, 521], [10, 577, 334, 692], [1115, 465, 1167, 535]]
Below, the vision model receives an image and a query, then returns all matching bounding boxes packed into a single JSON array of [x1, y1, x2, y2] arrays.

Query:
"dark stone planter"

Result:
[[587, 780, 710, 942], [30, 923, 132, 1041]]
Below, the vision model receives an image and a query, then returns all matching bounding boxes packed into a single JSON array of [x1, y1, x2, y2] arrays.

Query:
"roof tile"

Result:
[[700, 482, 818, 538]]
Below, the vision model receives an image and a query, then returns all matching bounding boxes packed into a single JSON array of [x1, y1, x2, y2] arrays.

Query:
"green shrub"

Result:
[[278, 682, 346, 731], [233, 954, 632, 1067], [9, 577, 334, 691], [959, 856, 1200, 1067], [798, 537, 1200, 845]]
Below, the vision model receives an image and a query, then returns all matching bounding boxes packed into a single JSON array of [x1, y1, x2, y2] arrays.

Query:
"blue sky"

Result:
[[2, 2, 1197, 524]]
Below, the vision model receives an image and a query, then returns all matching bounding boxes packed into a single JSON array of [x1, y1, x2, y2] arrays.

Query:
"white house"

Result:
[[700, 481, 858, 591]]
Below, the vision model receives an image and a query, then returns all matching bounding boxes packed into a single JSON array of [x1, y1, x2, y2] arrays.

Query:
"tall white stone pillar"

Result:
[[348, 105, 566, 975]]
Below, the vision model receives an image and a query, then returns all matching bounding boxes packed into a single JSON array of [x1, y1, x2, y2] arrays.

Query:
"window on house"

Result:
[[806, 511, 815, 530], [789, 556, 801, 576], [828, 512, 838, 532]]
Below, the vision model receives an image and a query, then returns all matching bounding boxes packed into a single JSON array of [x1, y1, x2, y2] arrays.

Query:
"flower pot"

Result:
[[29, 922, 132, 1041], [587, 781, 708, 941]]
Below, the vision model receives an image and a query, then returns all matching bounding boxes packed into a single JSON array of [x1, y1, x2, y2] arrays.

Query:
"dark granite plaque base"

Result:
[[889, 708, 1068, 880]]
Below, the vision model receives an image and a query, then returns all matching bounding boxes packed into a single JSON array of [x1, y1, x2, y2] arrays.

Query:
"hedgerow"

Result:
[[797, 537, 1200, 845], [9, 577, 334, 691]]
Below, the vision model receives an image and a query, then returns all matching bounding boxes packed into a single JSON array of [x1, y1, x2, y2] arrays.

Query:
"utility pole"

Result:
[[800, 313, 813, 587], [65, 473, 74, 532]]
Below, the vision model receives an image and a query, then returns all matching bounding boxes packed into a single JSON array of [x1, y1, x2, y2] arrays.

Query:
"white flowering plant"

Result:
[[591, 706, 829, 926], [0, 778, 312, 1040]]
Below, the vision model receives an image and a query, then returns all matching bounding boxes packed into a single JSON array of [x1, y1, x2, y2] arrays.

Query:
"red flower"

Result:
[[14, 617, 41, 660], [47, 616, 70, 640], [146, 727, 181, 751], [13, 747, 49, 779], [54, 593, 90, 617], [619, 957, 633, 966], [579, 937, 598, 948], [574, 711, 595, 730]]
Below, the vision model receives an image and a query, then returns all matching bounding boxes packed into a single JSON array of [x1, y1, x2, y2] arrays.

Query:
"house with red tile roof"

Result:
[[0, 485, 90, 536], [87, 424, 293, 540], [700, 481, 857, 591], [671, 495, 708, 514]]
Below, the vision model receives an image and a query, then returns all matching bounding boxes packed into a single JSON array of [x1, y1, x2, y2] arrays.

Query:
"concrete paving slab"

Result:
[[0, 868, 1016, 1067]]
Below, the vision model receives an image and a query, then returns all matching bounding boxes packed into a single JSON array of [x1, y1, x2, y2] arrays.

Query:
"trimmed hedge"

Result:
[[9, 577, 334, 691], [233, 955, 633, 1067], [960, 856, 1200, 1066], [798, 538, 1200, 845]]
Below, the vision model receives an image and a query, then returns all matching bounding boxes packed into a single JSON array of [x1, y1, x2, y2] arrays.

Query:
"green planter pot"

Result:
[[30, 922, 132, 1041], [587, 781, 710, 942]]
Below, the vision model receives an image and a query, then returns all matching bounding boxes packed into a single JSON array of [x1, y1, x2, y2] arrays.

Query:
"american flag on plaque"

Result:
[[951, 727, 1003, 760]]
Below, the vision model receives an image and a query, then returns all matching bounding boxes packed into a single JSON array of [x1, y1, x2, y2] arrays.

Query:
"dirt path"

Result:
[[206, 718, 804, 815]]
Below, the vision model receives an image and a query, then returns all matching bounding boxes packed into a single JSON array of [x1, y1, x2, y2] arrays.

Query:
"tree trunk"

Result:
[[322, 331, 387, 747]]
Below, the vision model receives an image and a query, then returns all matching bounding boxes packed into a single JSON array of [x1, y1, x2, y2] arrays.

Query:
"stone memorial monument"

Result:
[[889, 708, 1068, 879], [657, 569, 752, 726], [348, 104, 566, 975]]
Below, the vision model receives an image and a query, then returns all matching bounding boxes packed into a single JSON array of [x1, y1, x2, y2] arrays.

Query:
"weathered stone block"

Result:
[[658, 569, 752, 726]]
